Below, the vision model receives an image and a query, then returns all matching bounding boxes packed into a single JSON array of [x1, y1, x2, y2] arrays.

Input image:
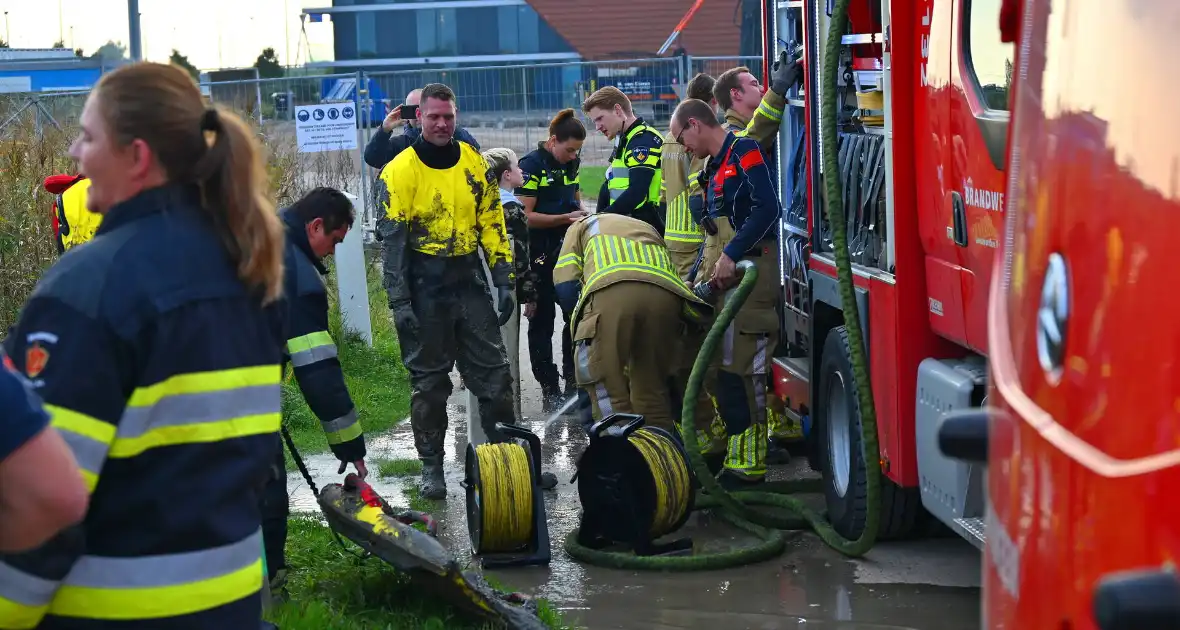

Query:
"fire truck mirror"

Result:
[[937, 408, 989, 463], [1093, 569, 1180, 630]]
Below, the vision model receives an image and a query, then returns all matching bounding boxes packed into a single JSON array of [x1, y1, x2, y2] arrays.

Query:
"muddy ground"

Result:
[[288, 321, 982, 630]]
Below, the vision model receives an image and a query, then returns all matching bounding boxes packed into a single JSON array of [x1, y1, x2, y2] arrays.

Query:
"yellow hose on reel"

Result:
[[463, 423, 552, 568], [573, 414, 697, 556], [628, 428, 693, 538], [470, 442, 533, 552]]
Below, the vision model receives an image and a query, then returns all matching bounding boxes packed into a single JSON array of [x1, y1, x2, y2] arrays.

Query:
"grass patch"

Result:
[[267, 516, 569, 629], [579, 166, 605, 203], [376, 457, 422, 479], [281, 255, 410, 465]]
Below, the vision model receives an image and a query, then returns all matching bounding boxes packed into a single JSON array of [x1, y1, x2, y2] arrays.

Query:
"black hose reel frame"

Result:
[[462, 422, 552, 569], [574, 412, 696, 557]]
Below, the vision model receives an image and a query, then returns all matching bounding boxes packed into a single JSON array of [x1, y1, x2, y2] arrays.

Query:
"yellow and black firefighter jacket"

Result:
[[376, 138, 514, 304], [0, 184, 284, 629], [660, 138, 708, 271], [552, 214, 707, 327], [596, 118, 665, 233], [280, 208, 366, 463]]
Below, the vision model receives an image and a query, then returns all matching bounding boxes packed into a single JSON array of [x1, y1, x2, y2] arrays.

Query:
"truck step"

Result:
[[952, 517, 986, 550]]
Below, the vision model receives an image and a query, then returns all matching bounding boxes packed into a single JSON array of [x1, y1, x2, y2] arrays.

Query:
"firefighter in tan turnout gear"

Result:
[[553, 213, 709, 434]]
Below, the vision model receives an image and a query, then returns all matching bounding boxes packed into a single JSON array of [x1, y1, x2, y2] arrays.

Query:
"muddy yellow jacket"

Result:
[[375, 140, 514, 305], [47, 176, 102, 252]]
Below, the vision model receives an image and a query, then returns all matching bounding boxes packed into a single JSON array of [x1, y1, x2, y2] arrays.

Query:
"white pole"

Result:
[[335, 192, 373, 346], [468, 241, 521, 447]]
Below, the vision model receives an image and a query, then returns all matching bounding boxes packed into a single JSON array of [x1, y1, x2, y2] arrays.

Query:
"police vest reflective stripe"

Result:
[[664, 192, 704, 245], [0, 529, 264, 625], [606, 124, 663, 205], [286, 331, 363, 445], [46, 365, 281, 495], [558, 217, 697, 324]]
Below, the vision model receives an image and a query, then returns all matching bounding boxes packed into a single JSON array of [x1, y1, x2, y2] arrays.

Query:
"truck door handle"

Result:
[[1093, 569, 1180, 630], [951, 191, 968, 247]]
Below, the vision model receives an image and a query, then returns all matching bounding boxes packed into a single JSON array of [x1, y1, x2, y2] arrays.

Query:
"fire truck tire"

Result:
[[817, 325, 922, 540]]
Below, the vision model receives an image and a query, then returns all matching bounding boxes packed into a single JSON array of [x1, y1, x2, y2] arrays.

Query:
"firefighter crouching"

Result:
[[583, 87, 666, 234], [553, 213, 710, 434], [0, 62, 287, 628], [516, 109, 590, 410], [672, 99, 782, 490], [42, 175, 99, 253], [376, 83, 516, 500], [263, 187, 370, 602]]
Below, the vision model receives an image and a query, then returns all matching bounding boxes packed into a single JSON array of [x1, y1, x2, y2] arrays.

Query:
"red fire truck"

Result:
[[764, 0, 1180, 625], [762, 0, 1014, 547]]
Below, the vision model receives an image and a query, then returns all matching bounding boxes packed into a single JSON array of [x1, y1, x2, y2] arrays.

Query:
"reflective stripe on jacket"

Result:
[[553, 214, 705, 326], [281, 209, 365, 463]]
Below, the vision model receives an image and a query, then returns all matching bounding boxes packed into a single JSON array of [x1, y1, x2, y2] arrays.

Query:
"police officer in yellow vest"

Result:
[[43, 175, 102, 252], [553, 213, 709, 434], [376, 83, 516, 500], [582, 87, 665, 233]]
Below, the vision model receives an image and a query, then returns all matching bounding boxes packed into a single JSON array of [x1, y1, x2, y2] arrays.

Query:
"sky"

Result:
[[1, 0, 335, 70]]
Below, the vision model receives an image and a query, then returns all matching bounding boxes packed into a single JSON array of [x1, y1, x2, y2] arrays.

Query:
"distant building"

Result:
[[0, 48, 112, 94], [305, 0, 751, 68], [301, 0, 758, 115]]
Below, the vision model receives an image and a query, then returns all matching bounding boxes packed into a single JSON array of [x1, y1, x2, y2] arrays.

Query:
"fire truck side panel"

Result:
[[988, 0, 1180, 626], [948, 0, 1011, 353], [867, 276, 904, 483]]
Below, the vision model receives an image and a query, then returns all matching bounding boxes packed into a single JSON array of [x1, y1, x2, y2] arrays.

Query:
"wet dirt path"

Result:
[[288, 320, 982, 630]]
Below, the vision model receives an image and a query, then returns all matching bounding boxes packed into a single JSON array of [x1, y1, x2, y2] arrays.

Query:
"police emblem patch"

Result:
[[485, 168, 497, 184], [633, 148, 647, 163]]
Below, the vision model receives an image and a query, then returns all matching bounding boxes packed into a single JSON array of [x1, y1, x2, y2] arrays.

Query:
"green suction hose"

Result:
[[564, 0, 880, 569]]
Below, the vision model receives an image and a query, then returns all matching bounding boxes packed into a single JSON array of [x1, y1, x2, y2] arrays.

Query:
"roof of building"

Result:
[[0, 48, 80, 63], [525, 0, 743, 60]]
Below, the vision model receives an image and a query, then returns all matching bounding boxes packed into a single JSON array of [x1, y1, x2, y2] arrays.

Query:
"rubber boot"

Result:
[[541, 384, 562, 414], [717, 469, 766, 492], [419, 457, 446, 500], [267, 569, 289, 607], [539, 471, 559, 490]]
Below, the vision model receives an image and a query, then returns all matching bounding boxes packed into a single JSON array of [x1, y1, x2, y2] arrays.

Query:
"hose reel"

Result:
[[574, 413, 696, 556], [463, 423, 551, 568]]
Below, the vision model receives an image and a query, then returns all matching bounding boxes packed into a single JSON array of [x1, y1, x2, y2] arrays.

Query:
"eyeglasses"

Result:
[[675, 119, 697, 145]]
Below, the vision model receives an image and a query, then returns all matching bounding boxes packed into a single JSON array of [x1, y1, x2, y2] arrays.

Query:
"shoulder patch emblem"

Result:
[[25, 342, 49, 379], [633, 148, 647, 163], [485, 168, 497, 185]]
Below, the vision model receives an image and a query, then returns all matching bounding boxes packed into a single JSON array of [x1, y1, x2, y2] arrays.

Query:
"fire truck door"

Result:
[[950, 0, 1014, 352], [915, 0, 970, 346]]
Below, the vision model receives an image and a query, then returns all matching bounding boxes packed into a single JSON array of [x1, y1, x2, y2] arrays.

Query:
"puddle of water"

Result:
[[286, 321, 982, 630]]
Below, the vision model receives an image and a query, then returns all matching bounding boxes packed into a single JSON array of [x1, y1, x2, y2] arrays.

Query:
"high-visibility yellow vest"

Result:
[[606, 121, 664, 207]]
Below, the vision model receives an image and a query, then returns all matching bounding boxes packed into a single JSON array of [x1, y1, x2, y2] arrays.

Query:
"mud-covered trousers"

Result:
[[572, 281, 684, 434], [529, 252, 575, 393], [697, 221, 781, 480], [396, 251, 516, 465]]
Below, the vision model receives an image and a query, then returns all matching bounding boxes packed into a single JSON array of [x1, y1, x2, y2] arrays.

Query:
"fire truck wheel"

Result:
[[817, 325, 922, 540]]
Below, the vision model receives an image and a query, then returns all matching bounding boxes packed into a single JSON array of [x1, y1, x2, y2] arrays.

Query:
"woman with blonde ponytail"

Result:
[[0, 62, 286, 629]]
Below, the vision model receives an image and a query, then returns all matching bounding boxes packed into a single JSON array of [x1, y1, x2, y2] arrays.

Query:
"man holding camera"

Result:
[[363, 88, 481, 170]]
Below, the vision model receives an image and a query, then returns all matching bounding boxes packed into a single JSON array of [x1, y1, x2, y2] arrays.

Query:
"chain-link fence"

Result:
[[0, 55, 761, 231]]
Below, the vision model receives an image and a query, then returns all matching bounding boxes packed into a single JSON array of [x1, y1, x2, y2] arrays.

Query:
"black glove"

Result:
[[770, 48, 803, 97], [495, 286, 514, 327], [391, 302, 419, 338]]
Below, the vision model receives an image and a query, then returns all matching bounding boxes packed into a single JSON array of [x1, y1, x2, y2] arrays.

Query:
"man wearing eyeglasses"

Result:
[[669, 98, 782, 490]]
